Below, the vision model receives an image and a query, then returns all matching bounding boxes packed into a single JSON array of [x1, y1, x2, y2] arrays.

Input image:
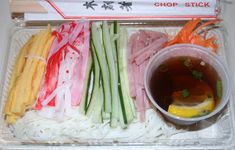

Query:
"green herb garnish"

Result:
[[182, 89, 189, 98], [179, 57, 192, 68], [207, 94, 213, 98], [216, 80, 222, 99], [192, 70, 203, 80], [159, 64, 168, 72], [184, 57, 192, 68]]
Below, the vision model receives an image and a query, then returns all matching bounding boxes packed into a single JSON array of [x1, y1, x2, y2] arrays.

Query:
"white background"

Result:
[[0, 0, 234, 149]]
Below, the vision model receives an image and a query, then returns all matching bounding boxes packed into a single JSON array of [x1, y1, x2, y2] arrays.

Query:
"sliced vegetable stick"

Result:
[[193, 19, 221, 35], [166, 18, 220, 52]]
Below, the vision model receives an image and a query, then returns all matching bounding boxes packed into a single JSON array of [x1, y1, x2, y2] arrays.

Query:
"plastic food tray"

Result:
[[0, 21, 235, 149]]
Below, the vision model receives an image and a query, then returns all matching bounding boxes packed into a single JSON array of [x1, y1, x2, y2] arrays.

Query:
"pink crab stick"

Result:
[[35, 21, 90, 116]]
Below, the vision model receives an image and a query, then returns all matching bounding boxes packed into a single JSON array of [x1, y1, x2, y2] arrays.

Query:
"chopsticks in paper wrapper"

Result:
[[19, 0, 219, 21]]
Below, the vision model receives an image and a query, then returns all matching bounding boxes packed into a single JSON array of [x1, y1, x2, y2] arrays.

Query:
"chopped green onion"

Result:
[[207, 94, 213, 98], [179, 56, 192, 68], [184, 58, 192, 68], [192, 70, 203, 80], [182, 89, 189, 98], [159, 64, 168, 72]]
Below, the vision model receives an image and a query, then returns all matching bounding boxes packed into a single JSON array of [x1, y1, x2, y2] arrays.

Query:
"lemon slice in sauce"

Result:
[[168, 75, 216, 118], [168, 98, 215, 118]]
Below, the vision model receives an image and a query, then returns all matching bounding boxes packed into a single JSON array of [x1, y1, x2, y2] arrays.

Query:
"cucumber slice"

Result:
[[86, 43, 102, 116], [91, 23, 112, 113], [92, 85, 104, 123], [117, 25, 136, 124], [102, 21, 119, 127], [79, 56, 93, 114], [88, 21, 136, 128], [119, 28, 136, 119], [110, 23, 118, 71]]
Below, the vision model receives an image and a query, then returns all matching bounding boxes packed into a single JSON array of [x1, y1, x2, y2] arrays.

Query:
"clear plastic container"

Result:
[[0, 19, 235, 149]]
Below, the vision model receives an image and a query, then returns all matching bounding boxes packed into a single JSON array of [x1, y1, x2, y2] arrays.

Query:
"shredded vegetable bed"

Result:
[[2, 19, 222, 142], [12, 109, 179, 142]]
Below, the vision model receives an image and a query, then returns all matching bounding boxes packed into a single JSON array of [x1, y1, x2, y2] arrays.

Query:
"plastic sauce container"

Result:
[[144, 44, 231, 125]]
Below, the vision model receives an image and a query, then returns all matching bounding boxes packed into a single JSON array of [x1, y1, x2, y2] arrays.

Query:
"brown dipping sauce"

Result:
[[150, 56, 222, 111]]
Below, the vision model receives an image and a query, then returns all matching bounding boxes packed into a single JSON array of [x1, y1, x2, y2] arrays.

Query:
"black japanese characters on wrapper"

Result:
[[118, 1, 132, 11], [102, 1, 115, 10], [83, 0, 98, 10], [83, 0, 132, 11]]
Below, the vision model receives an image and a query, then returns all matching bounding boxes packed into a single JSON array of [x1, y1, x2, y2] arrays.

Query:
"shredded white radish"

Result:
[[13, 109, 180, 143]]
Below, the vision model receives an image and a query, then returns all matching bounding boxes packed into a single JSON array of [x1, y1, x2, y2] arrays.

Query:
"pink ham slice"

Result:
[[35, 21, 90, 116], [127, 30, 168, 121], [129, 31, 167, 65], [133, 37, 167, 65]]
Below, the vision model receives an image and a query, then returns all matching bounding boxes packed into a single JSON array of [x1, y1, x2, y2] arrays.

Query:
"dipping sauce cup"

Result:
[[144, 44, 231, 125]]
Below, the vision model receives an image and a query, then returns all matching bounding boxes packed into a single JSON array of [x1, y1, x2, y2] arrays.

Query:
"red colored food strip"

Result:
[[35, 21, 90, 114]]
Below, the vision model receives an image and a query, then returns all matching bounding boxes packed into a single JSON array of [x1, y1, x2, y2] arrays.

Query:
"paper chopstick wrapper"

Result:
[[24, 0, 219, 20]]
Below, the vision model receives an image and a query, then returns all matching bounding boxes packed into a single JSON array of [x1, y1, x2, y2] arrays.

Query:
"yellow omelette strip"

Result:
[[5, 26, 54, 124], [10, 29, 49, 115], [4, 36, 35, 116], [27, 32, 55, 107], [5, 85, 18, 124], [5, 115, 18, 125], [9, 36, 34, 90], [5, 37, 35, 123], [9, 29, 52, 119]]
